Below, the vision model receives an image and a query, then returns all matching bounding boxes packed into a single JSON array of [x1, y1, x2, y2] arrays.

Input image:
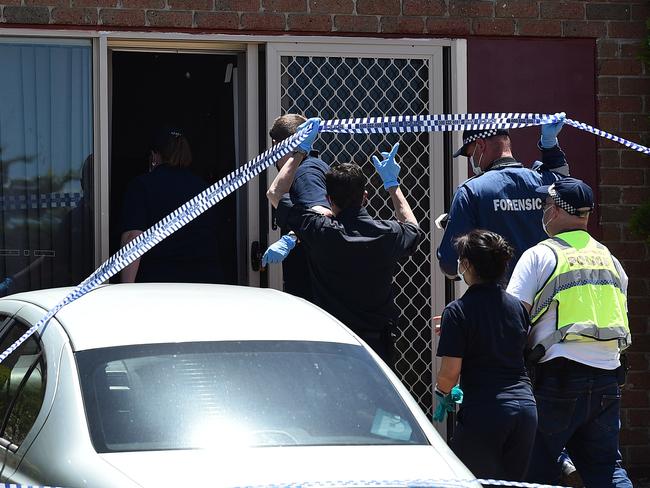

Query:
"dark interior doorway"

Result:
[[110, 51, 239, 284]]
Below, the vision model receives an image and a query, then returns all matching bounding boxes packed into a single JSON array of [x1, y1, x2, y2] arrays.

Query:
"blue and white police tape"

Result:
[[0, 111, 648, 363], [320, 112, 650, 155], [0, 485, 61, 488], [0, 480, 569, 488], [233, 479, 568, 488], [320, 112, 562, 134]]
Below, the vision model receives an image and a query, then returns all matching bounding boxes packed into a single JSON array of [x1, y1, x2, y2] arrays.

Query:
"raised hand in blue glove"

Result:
[[371, 142, 400, 190], [262, 234, 297, 267], [433, 385, 464, 423], [296, 117, 321, 153], [540, 112, 566, 148]]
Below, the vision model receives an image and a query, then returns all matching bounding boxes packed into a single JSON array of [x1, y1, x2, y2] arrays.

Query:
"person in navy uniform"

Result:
[[120, 127, 224, 284], [436, 229, 537, 481], [262, 114, 332, 303], [437, 115, 569, 281]]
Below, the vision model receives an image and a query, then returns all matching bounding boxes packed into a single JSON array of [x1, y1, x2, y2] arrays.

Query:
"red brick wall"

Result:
[[1, 0, 649, 478]]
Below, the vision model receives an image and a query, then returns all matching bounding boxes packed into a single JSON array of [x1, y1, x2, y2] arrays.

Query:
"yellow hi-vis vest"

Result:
[[530, 230, 631, 352]]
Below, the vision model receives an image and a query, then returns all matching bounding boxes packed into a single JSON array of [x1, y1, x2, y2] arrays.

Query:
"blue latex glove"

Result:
[[262, 234, 297, 267], [371, 142, 401, 189], [296, 117, 321, 153], [433, 385, 464, 423], [0, 276, 14, 297], [540, 112, 566, 148]]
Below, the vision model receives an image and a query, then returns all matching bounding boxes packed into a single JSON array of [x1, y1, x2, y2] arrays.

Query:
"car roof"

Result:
[[5, 284, 360, 351]]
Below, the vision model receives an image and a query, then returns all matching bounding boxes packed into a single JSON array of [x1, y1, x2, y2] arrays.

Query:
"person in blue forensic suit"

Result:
[[262, 114, 331, 303], [437, 114, 569, 282]]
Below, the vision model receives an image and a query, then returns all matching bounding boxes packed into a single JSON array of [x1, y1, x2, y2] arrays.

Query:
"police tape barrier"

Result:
[[1, 485, 61, 488], [232, 479, 569, 488], [1, 111, 649, 364], [0, 479, 570, 488]]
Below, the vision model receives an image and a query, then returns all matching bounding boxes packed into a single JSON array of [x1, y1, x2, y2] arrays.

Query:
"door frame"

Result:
[[102, 39, 257, 285]]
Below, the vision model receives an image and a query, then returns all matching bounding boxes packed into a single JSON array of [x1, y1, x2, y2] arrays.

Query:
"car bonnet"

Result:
[[98, 444, 476, 487]]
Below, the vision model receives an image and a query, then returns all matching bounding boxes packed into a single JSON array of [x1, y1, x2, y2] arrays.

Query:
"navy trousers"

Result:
[[451, 399, 538, 481], [526, 361, 632, 488]]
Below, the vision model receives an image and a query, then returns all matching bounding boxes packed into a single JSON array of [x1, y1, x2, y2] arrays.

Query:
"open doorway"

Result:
[[110, 51, 240, 285]]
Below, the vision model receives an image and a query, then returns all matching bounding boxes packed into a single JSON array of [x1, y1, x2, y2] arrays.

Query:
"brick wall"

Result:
[[1, 0, 649, 479]]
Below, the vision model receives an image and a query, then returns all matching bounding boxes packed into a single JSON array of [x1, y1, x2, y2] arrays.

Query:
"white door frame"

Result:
[[98, 38, 258, 285]]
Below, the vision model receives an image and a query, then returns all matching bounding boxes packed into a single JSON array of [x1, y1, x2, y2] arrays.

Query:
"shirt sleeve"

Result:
[[611, 255, 629, 298], [277, 194, 325, 246], [392, 222, 424, 259], [436, 303, 467, 358], [537, 144, 569, 175], [290, 163, 330, 209], [121, 178, 147, 233], [507, 245, 556, 306], [436, 185, 478, 276]]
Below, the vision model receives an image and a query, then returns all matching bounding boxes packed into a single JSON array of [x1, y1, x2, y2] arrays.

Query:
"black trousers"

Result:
[[451, 399, 538, 482]]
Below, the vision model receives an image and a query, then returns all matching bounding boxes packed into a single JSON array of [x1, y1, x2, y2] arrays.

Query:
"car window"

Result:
[[0, 315, 14, 339], [0, 321, 45, 448], [77, 341, 429, 453]]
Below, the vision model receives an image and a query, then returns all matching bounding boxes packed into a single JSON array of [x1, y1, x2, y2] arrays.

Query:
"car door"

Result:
[[0, 302, 67, 481]]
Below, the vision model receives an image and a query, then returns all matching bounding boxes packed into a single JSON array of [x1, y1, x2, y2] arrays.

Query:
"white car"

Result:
[[0, 283, 474, 487]]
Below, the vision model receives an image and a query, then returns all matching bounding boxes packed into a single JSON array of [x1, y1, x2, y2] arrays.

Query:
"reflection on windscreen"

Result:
[[76, 341, 428, 453]]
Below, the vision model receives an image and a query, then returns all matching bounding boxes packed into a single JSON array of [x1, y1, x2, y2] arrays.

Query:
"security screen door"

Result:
[[266, 41, 445, 413]]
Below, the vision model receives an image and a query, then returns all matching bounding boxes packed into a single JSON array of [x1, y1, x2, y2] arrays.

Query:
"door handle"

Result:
[[251, 241, 262, 272]]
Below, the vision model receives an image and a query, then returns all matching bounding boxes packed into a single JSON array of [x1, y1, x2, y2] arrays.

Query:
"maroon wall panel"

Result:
[[467, 37, 599, 234]]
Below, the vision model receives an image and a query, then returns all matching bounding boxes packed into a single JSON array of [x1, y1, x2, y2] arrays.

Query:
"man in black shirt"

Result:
[[267, 127, 423, 364]]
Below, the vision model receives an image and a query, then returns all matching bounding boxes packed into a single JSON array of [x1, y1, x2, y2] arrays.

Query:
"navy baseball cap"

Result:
[[152, 126, 183, 152], [453, 128, 510, 158], [536, 177, 594, 216]]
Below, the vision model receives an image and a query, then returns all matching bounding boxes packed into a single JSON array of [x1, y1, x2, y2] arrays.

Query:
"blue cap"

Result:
[[536, 177, 594, 216]]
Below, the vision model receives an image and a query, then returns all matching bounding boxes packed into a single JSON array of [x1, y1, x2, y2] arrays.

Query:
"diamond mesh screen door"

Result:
[[266, 41, 446, 415]]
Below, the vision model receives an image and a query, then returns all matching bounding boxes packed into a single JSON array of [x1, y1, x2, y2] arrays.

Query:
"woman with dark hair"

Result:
[[435, 229, 537, 481], [120, 127, 224, 284]]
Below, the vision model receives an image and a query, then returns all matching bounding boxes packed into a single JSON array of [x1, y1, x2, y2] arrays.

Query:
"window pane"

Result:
[[0, 39, 94, 295], [77, 341, 429, 453], [0, 322, 43, 443], [4, 359, 45, 446]]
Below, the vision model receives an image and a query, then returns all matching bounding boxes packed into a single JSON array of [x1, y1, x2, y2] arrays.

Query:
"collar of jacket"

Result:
[[335, 205, 371, 223], [486, 156, 522, 172]]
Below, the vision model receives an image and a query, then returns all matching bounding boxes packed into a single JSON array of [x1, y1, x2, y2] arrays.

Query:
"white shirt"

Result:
[[507, 241, 628, 370]]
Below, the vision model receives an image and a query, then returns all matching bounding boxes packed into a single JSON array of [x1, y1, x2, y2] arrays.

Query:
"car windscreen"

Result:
[[76, 341, 428, 453]]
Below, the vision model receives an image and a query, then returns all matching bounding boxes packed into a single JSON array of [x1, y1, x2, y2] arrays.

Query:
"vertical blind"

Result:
[[0, 38, 93, 295]]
